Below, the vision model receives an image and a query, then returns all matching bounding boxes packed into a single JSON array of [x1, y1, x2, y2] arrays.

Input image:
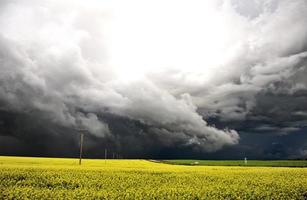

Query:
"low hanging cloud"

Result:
[[0, 0, 307, 157]]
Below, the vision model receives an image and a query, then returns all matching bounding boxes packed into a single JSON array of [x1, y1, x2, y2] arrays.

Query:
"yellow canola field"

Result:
[[1, 156, 307, 199]]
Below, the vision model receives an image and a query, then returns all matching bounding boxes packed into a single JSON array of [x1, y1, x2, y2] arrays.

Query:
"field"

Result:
[[1, 156, 307, 199], [164, 159, 307, 167]]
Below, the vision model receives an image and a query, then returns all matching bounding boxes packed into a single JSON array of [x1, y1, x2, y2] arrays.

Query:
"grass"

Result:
[[163, 159, 307, 167], [1, 156, 307, 199]]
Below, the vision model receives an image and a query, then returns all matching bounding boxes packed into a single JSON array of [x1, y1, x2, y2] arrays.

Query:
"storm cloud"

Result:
[[0, 0, 307, 159]]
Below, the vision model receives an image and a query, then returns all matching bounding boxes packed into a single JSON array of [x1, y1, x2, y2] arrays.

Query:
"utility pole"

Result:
[[79, 133, 84, 165], [105, 148, 107, 164]]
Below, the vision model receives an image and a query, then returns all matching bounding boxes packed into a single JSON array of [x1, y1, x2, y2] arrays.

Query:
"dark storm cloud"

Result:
[[0, 0, 307, 159]]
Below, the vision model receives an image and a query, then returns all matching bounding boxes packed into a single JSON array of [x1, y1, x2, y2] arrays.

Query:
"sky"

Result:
[[0, 0, 307, 159]]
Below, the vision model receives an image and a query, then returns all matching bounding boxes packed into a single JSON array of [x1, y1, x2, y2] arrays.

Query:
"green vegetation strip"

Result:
[[163, 160, 307, 167]]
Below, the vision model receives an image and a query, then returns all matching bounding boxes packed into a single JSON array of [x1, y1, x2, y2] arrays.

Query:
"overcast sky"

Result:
[[0, 0, 307, 159]]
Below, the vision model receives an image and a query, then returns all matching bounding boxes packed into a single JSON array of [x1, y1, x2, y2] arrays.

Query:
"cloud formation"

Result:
[[0, 0, 307, 158]]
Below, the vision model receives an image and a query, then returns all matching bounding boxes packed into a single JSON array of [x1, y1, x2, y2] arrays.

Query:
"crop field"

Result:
[[1, 156, 307, 199]]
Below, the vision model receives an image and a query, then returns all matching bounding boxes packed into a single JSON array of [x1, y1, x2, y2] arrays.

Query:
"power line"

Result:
[[79, 133, 84, 165], [105, 148, 107, 164]]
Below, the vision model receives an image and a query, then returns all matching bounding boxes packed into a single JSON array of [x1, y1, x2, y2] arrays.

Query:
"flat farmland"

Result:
[[164, 159, 307, 167], [1, 156, 307, 199]]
